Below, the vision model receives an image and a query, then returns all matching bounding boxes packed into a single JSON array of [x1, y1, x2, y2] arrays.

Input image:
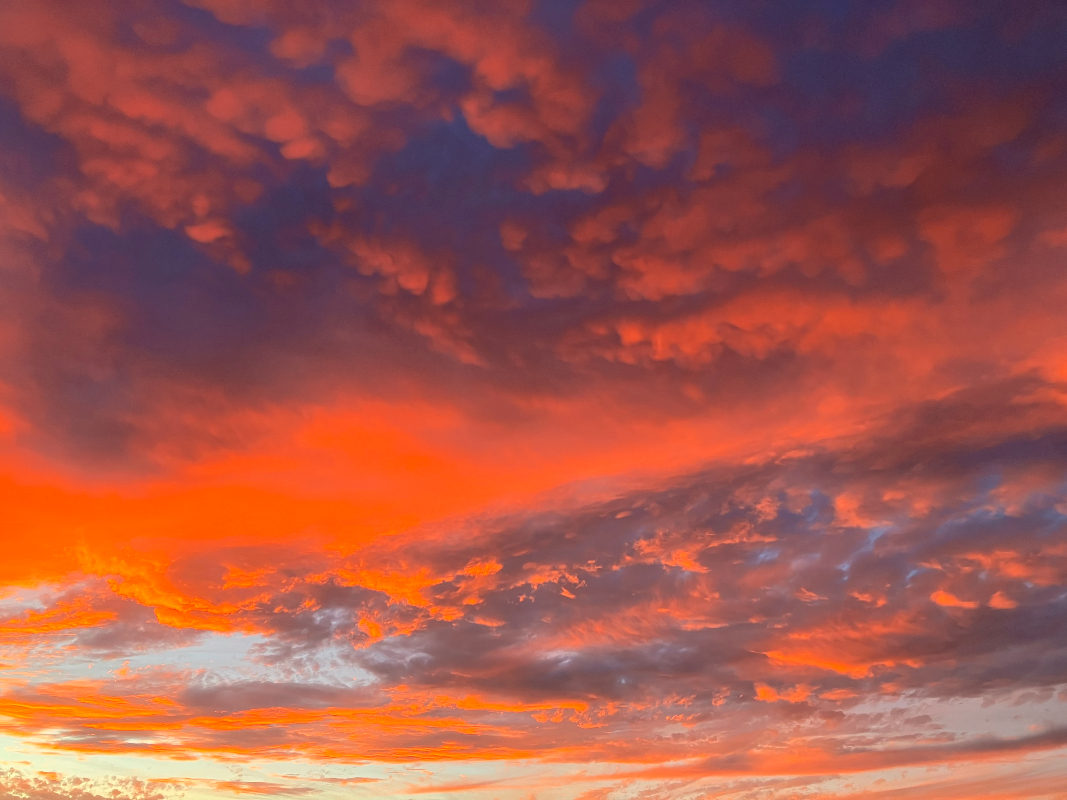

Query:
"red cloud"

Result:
[[2, 1, 1067, 797]]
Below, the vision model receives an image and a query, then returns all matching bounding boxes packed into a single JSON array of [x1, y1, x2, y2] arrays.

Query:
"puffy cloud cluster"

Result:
[[0, 0, 1061, 465], [0, 768, 174, 800]]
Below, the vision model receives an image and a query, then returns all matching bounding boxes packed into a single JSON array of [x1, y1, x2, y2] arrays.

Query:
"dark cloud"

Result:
[[0, 0, 1064, 470]]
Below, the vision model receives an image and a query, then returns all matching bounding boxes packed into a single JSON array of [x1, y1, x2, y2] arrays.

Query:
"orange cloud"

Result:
[[2, 1, 1067, 797]]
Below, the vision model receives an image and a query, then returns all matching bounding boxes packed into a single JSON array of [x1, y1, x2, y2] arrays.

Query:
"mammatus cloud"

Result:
[[2, 0, 1067, 798]]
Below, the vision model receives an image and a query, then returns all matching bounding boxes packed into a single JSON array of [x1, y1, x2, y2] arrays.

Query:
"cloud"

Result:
[[0, 768, 177, 800], [0, 379, 1066, 778], [1, 0, 1067, 797]]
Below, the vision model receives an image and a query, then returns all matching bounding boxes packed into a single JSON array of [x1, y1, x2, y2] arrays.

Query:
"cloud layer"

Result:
[[2, 0, 1067, 797]]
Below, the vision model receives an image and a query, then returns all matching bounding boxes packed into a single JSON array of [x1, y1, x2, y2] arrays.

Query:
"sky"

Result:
[[1, 0, 1067, 798]]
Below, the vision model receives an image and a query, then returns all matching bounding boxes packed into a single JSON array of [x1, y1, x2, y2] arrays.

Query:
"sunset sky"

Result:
[[2, 1, 1067, 798]]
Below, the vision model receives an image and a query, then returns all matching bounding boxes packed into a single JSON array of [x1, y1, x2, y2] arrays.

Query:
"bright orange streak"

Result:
[[0, 598, 116, 640], [0, 388, 871, 596]]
